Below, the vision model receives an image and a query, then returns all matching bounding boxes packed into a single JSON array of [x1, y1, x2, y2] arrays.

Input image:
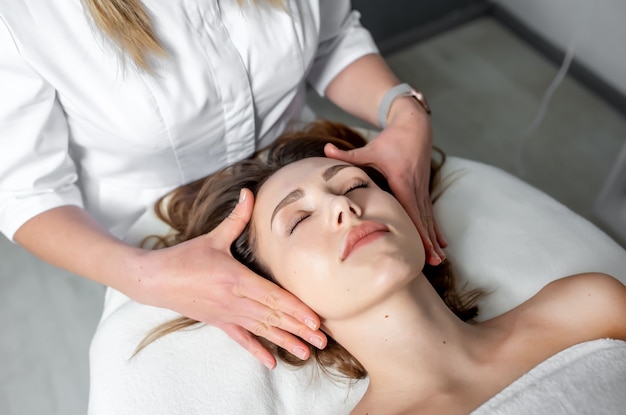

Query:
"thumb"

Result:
[[324, 142, 370, 166], [210, 188, 255, 248]]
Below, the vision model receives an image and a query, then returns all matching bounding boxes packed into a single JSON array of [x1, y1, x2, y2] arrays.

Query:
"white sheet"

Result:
[[89, 156, 626, 414]]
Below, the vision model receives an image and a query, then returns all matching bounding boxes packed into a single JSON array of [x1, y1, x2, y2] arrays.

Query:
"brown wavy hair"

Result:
[[136, 121, 483, 379], [82, 0, 287, 72]]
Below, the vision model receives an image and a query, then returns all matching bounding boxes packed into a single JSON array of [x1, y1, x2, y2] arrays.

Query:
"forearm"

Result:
[[324, 54, 397, 126], [325, 53, 432, 151], [14, 205, 145, 297]]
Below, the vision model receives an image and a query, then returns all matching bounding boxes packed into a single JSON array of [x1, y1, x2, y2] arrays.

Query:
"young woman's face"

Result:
[[253, 157, 425, 322]]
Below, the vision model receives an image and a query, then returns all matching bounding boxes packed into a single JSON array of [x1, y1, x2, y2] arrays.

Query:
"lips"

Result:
[[341, 221, 389, 261]]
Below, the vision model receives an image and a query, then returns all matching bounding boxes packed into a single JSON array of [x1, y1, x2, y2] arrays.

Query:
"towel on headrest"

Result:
[[471, 339, 626, 414], [89, 156, 626, 414], [89, 287, 367, 414]]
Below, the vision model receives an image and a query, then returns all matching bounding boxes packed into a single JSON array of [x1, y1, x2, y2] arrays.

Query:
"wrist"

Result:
[[109, 242, 156, 304], [383, 97, 433, 150], [378, 83, 431, 129], [386, 95, 431, 128]]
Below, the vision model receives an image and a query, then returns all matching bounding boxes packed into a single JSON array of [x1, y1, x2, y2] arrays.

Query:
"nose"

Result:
[[331, 195, 362, 228]]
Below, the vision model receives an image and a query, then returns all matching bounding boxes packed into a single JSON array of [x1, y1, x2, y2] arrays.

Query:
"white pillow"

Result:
[[88, 156, 626, 415], [436, 157, 626, 320]]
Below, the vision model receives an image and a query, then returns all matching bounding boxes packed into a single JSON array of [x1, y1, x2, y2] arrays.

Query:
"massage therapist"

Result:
[[0, 0, 443, 368]]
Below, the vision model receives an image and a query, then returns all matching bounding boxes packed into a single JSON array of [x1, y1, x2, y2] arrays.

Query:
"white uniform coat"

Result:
[[0, 0, 377, 239]]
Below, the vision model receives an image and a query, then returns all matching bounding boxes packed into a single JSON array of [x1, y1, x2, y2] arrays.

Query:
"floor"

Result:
[[1, 16, 625, 415]]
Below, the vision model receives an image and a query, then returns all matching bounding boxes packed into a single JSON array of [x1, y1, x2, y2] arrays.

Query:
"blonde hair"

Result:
[[82, 0, 287, 72]]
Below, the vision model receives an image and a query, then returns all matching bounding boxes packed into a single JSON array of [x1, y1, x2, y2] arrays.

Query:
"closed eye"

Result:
[[344, 180, 369, 194], [288, 213, 310, 234], [287, 178, 368, 234]]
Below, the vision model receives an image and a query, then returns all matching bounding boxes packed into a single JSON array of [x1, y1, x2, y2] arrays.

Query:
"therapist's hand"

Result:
[[136, 189, 326, 369], [324, 97, 447, 266]]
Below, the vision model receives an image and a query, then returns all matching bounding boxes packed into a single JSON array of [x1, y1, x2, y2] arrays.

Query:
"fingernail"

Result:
[[264, 359, 275, 370], [305, 318, 317, 331], [238, 189, 246, 204], [432, 253, 442, 265], [326, 143, 339, 153], [438, 249, 446, 262], [293, 347, 308, 360], [310, 336, 324, 349]]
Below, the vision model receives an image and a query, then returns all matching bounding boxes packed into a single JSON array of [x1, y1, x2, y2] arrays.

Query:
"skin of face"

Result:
[[253, 157, 426, 324]]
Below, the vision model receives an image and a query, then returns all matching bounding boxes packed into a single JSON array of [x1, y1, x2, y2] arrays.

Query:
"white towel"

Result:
[[89, 287, 368, 414], [472, 339, 626, 415]]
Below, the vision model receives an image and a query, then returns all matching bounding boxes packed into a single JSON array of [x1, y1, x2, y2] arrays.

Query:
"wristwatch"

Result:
[[378, 83, 431, 128]]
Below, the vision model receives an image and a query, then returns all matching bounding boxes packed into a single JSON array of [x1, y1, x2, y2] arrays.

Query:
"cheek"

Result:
[[278, 238, 391, 321], [382, 197, 425, 263], [277, 236, 336, 307]]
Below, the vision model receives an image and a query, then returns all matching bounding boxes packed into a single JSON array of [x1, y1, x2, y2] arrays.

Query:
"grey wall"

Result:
[[352, 0, 486, 50], [493, 0, 626, 97]]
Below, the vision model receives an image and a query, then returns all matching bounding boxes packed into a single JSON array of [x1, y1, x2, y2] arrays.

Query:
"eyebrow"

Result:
[[322, 163, 351, 181], [270, 163, 351, 228]]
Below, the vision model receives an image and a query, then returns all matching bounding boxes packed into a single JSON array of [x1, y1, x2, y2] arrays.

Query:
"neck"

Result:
[[327, 274, 494, 413]]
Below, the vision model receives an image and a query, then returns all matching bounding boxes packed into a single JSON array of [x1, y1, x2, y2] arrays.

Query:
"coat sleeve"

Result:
[[306, 0, 380, 96], [0, 17, 83, 241]]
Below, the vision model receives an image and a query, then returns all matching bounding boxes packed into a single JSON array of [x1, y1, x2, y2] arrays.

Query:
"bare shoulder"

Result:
[[527, 273, 626, 342]]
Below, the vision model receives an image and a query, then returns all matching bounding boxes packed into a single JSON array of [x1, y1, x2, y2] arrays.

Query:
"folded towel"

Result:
[[472, 339, 626, 415], [88, 287, 368, 414]]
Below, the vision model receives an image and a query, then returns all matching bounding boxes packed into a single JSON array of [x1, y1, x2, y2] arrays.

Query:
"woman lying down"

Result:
[[137, 121, 626, 414]]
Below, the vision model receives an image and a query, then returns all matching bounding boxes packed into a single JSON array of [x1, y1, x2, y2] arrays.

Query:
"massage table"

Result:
[[89, 156, 626, 414]]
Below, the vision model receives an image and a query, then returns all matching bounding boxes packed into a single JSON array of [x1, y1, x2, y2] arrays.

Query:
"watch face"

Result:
[[409, 90, 431, 114]]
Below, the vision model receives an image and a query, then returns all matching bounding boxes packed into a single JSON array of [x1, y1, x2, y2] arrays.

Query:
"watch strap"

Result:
[[377, 83, 431, 128]]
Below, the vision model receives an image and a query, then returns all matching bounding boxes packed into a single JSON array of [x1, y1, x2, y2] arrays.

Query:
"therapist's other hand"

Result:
[[136, 188, 326, 369], [324, 99, 447, 266]]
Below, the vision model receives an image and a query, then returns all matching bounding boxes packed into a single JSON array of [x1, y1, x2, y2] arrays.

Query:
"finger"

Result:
[[221, 294, 326, 359], [230, 296, 327, 350], [432, 211, 448, 248], [210, 188, 255, 248], [220, 322, 277, 370], [421, 201, 446, 263], [234, 270, 322, 332], [413, 208, 440, 266], [425, 199, 448, 250], [434, 220, 448, 248], [392, 183, 441, 265], [324, 143, 371, 167], [238, 315, 315, 361]]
